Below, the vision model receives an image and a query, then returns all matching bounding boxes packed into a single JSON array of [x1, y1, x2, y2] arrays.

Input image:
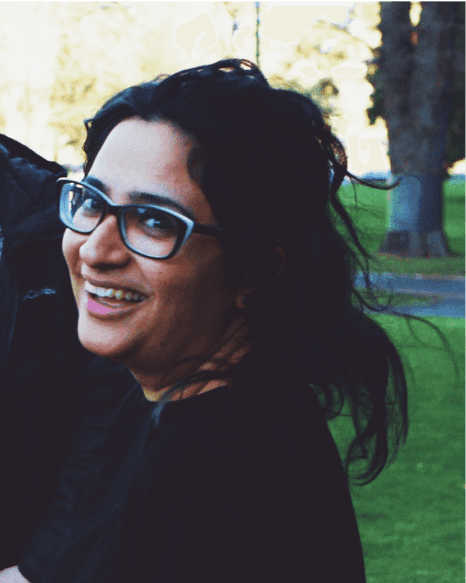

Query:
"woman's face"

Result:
[[63, 118, 237, 391]]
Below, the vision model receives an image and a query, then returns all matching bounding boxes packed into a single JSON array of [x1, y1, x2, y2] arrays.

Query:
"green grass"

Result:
[[365, 254, 465, 277], [338, 180, 465, 277], [328, 315, 465, 582], [355, 291, 434, 309]]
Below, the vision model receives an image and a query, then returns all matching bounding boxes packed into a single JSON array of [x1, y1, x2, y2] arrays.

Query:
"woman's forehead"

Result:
[[97, 118, 193, 174], [89, 119, 216, 224]]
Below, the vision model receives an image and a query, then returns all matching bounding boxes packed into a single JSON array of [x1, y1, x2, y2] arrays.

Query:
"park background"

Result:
[[1, 1, 463, 268], [0, 1, 463, 176], [0, 2, 464, 582]]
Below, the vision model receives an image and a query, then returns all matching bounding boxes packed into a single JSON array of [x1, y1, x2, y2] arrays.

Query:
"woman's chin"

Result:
[[77, 320, 131, 364]]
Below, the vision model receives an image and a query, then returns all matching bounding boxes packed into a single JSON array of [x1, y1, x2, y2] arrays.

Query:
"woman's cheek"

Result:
[[62, 229, 83, 304], [62, 228, 79, 267]]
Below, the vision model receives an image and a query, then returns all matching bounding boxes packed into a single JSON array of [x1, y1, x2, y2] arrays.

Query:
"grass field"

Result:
[[339, 179, 465, 277], [328, 315, 465, 583], [355, 290, 433, 309]]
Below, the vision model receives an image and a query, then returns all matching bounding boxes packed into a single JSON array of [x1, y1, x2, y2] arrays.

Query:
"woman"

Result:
[[41, 59, 420, 583]]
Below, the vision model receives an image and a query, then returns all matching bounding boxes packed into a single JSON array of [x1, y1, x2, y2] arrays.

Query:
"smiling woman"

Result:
[[38, 59, 452, 583], [60, 118, 241, 399]]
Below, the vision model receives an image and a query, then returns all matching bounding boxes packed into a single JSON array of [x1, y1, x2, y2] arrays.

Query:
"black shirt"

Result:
[[41, 383, 366, 583]]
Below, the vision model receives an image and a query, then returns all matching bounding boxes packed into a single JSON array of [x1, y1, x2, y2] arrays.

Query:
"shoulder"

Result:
[[144, 384, 340, 490], [121, 386, 365, 583], [0, 133, 65, 205], [0, 134, 66, 246], [0, 133, 65, 178]]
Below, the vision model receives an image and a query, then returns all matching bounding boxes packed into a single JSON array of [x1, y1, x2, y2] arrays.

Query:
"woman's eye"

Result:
[[82, 196, 101, 211], [75, 193, 102, 216], [137, 209, 178, 235]]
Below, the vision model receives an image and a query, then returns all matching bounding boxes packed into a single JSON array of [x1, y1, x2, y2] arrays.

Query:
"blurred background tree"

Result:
[[366, 2, 464, 257], [367, 2, 465, 174], [49, 3, 164, 160], [222, 1, 241, 57], [220, 1, 345, 120], [258, 6, 375, 157], [0, 1, 463, 185]]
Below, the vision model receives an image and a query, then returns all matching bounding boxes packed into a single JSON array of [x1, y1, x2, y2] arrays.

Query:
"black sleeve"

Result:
[[18, 357, 136, 583]]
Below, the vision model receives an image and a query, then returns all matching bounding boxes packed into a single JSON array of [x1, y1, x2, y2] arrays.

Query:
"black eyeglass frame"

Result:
[[57, 178, 227, 260]]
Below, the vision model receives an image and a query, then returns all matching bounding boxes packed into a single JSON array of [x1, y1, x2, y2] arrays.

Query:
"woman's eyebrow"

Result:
[[83, 175, 195, 220]]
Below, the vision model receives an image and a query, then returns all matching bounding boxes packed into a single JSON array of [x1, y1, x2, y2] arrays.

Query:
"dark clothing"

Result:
[[42, 383, 366, 583], [0, 134, 136, 581]]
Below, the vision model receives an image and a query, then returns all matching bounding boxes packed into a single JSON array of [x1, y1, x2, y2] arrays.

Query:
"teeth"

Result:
[[84, 281, 144, 302]]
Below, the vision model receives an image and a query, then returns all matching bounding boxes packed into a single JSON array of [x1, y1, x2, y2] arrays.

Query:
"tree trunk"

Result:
[[378, 2, 457, 257]]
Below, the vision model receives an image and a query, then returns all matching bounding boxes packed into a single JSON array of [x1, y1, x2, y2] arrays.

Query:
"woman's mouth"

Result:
[[84, 281, 147, 316]]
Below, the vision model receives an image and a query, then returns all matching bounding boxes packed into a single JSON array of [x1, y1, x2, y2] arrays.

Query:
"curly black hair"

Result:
[[82, 59, 456, 485]]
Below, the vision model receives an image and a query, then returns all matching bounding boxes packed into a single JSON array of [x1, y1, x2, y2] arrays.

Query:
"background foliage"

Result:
[[0, 3, 463, 175]]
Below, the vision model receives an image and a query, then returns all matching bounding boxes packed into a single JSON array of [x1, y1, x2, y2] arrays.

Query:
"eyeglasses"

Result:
[[57, 178, 227, 260]]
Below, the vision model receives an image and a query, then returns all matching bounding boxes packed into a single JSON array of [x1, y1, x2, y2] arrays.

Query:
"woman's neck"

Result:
[[139, 316, 251, 402]]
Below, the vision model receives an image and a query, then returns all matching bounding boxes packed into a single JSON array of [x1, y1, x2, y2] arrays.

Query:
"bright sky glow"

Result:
[[0, 2, 461, 175]]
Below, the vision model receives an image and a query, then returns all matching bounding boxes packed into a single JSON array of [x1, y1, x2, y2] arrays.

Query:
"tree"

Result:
[[48, 3, 151, 160], [273, 13, 376, 152], [0, 3, 62, 155], [222, 2, 242, 58], [367, 2, 464, 257], [367, 3, 465, 174], [220, 4, 343, 121]]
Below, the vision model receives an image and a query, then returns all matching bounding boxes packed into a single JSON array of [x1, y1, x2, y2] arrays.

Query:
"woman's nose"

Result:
[[79, 215, 130, 267]]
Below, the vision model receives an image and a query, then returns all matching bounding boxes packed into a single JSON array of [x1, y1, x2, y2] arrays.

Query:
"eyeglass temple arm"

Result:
[[192, 224, 228, 239]]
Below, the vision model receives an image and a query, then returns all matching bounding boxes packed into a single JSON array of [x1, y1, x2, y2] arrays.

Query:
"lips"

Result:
[[84, 288, 147, 318]]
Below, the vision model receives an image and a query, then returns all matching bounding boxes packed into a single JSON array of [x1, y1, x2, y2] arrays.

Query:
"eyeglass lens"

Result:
[[60, 182, 182, 258]]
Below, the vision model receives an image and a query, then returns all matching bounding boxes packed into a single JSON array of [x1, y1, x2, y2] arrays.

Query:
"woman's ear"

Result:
[[235, 246, 286, 310], [235, 288, 252, 310]]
